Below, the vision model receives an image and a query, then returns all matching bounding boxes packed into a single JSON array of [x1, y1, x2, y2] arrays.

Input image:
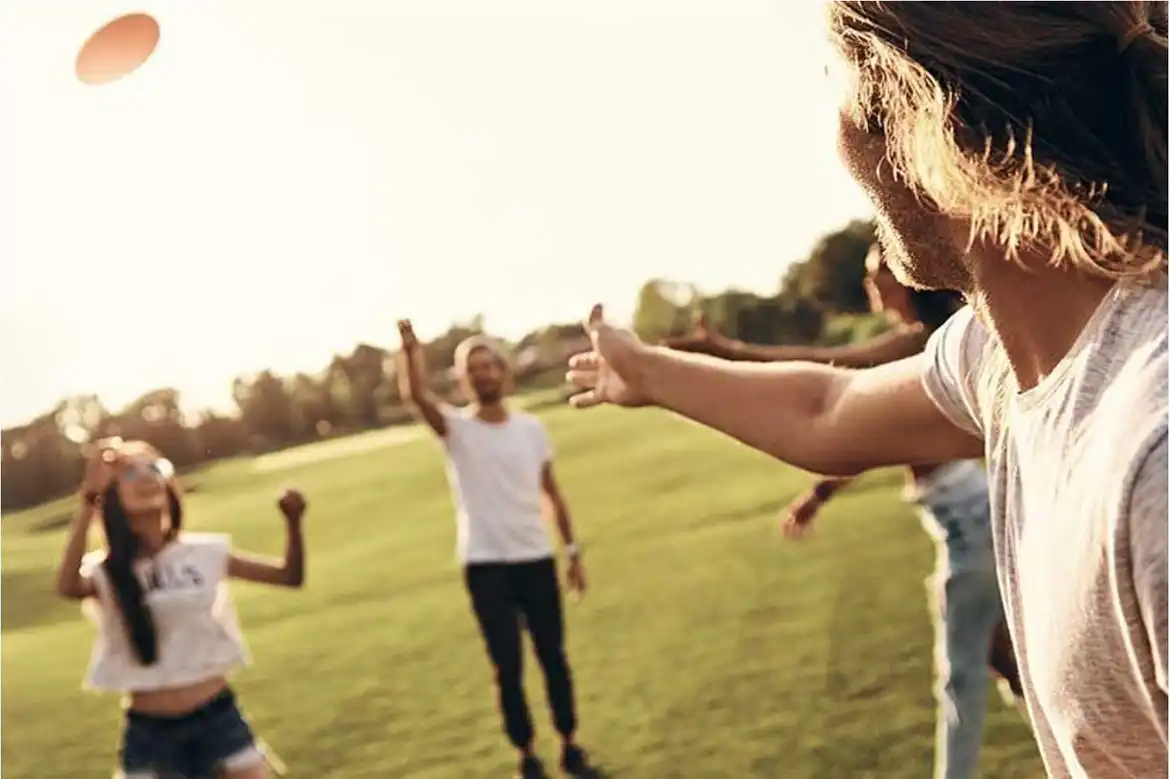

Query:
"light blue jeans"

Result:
[[914, 462, 1003, 779]]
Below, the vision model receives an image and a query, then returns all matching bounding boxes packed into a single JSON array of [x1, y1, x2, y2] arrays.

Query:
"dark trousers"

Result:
[[464, 557, 577, 750]]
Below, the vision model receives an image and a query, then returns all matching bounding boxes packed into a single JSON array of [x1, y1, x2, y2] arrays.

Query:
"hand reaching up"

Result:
[[566, 305, 655, 409]]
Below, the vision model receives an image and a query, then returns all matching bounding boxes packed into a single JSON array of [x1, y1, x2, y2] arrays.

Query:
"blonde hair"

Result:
[[829, 1, 1168, 281]]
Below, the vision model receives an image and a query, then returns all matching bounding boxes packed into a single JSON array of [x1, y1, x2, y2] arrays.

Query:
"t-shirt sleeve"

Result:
[[438, 404, 468, 445], [1127, 431, 1168, 694], [920, 305, 988, 438]]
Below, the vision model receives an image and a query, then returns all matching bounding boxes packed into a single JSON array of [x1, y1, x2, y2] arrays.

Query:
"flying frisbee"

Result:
[[75, 12, 160, 86]]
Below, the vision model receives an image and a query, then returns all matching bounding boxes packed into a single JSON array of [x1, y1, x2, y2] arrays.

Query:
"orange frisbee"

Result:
[[75, 12, 161, 86]]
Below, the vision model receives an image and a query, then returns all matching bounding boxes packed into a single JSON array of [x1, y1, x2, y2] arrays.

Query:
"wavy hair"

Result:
[[829, 1, 1168, 280]]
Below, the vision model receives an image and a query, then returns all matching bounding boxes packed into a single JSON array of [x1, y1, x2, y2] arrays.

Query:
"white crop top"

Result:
[[80, 533, 251, 693]]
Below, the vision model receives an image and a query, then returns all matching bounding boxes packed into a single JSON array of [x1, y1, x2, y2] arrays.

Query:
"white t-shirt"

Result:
[[81, 533, 250, 692], [441, 406, 556, 564], [921, 283, 1168, 779]]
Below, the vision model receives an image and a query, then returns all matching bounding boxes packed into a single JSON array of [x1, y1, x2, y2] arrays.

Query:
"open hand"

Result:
[[780, 492, 822, 541], [566, 304, 654, 409], [277, 487, 307, 523]]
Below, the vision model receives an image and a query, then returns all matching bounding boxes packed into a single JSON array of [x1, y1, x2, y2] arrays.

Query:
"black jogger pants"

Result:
[[464, 557, 577, 749]]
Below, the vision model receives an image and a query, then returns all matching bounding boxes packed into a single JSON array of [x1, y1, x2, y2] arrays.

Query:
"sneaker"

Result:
[[517, 754, 546, 779], [560, 744, 590, 777]]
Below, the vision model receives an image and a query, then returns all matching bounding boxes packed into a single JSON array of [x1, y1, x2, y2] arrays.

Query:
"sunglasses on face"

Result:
[[119, 457, 175, 484]]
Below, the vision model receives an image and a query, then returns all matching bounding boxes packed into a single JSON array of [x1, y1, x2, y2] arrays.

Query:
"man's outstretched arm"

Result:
[[638, 349, 982, 476]]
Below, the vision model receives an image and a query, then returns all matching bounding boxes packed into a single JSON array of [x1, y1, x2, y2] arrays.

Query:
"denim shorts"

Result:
[[117, 688, 266, 779]]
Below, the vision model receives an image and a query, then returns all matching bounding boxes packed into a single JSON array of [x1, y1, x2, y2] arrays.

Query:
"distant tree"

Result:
[[632, 279, 699, 341], [797, 220, 876, 315], [102, 388, 201, 468], [194, 411, 249, 460], [233, 371, 303, 449], [335, 343, 391, 428], [1, 410, 81, 511]]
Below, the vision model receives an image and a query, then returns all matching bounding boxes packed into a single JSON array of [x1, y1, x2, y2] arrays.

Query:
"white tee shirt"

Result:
[[440, 406, 555, 564], [81, 533, 250, 692], [921, 283, 1168, 779]]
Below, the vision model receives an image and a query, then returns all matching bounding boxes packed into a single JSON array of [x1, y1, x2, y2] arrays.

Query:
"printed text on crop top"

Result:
[[80, 533, 250, 692]]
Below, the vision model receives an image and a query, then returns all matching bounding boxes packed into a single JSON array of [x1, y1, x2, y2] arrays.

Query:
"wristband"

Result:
[[564, 543, 581, 559]]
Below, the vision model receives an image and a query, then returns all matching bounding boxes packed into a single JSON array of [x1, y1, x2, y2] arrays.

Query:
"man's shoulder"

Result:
[[1092, 290, 1167, 433]]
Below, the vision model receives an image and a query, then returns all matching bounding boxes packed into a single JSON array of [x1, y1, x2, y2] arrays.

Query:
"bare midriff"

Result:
[[126, 675, 229, 715]]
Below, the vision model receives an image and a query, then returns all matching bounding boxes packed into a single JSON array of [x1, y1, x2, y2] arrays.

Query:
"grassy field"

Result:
[[2, 404, 1042, 778]]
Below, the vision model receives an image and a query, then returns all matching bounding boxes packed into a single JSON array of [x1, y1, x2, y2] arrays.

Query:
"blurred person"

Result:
[[55, 438, 308, 779], [566, 3, 1167, 777], [669, 244, 1020, 779], [396, 320, 591, 779]]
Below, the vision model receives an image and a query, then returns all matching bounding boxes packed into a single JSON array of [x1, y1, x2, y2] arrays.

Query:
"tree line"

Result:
[[2, 220, 879, 512]]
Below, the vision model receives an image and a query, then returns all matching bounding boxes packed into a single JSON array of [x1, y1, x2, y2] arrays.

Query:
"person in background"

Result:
[[668, 245, 1021, 779], [566, 3, 1167, 775], [56, 437, 307, 779], [396, 320, 591, 779]]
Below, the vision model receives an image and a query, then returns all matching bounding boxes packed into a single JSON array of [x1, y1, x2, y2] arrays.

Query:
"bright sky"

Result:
[[0, 0, 872, 428]]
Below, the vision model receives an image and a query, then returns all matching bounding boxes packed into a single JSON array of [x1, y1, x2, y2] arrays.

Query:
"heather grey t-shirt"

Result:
[[922, 283, 1168, 779]]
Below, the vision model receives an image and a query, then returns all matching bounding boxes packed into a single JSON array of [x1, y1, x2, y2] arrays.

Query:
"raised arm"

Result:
[[57, 500, 99, 600], [56, 439, 119, 600], [396, 319, 448, 437], [227, 488, 306, 588]]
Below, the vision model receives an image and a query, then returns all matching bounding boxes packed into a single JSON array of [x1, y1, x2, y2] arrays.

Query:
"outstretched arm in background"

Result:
[[227, 488, 307, 588], [661, 312, 929, 368], [396, 319, 448, 437]]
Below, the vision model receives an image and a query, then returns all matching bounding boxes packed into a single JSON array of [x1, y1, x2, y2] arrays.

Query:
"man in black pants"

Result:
[[397, 320, 591, 779]]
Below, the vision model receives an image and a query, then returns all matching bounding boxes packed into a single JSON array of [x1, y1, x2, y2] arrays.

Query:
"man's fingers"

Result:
[[566, 369, 597, 390], [567, 352, 600, 371], [568, 390, 604, 409]]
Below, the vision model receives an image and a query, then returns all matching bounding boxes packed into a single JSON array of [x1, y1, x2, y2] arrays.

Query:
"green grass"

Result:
[[1, 405, 1042, 778]]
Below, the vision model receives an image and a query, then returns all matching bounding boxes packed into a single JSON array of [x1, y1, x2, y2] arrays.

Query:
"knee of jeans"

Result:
[[939, 658, 984, 706]]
